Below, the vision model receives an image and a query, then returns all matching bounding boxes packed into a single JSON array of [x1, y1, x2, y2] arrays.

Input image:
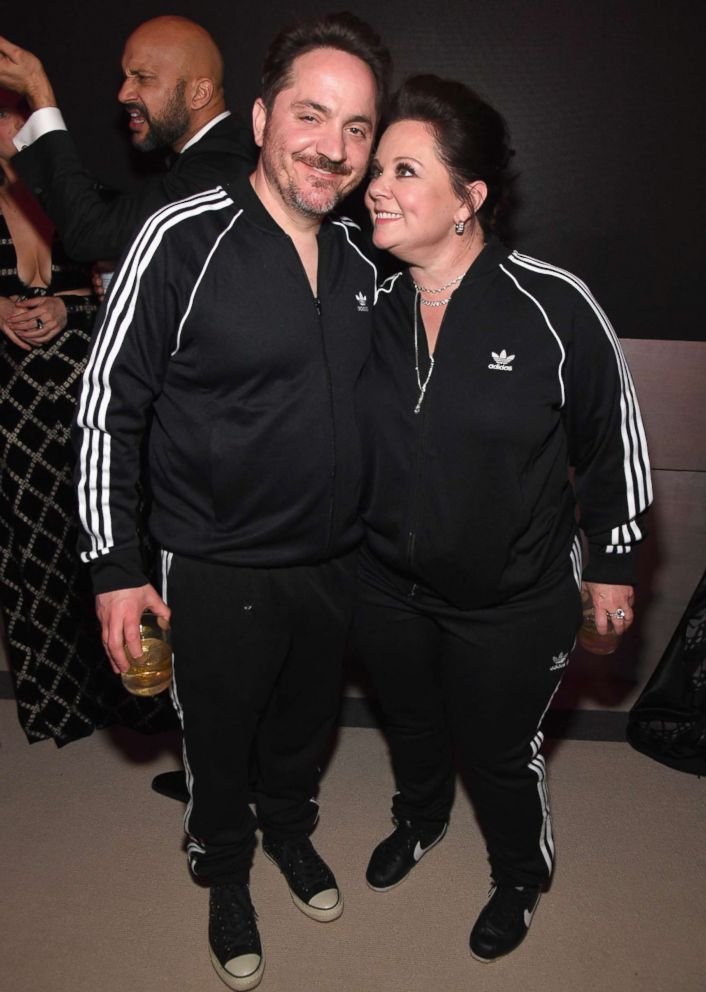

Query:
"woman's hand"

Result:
[[583, 581, 635, 636], [6, 295, 67, 346], [0, 295, 32, 349]]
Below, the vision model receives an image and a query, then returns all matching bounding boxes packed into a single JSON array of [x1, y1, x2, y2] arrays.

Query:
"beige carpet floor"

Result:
[[2, 700, 704, 992]]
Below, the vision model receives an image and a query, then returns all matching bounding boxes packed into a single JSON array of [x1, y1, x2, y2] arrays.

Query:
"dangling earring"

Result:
[[454, 220, 465, 236]]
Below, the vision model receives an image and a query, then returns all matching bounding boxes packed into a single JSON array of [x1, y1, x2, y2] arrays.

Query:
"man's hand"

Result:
[[96, 584, 171, 674], [0, 36, 56, 110], [583, 581, 634, 636]]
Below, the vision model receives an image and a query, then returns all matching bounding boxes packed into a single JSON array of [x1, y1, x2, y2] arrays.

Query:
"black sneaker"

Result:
[[262, 835, 343, 922], [469, 884, 541, 962], [151, 769, 189, 803], [208, 882, 264, 991], [366, 819, 448, 891]]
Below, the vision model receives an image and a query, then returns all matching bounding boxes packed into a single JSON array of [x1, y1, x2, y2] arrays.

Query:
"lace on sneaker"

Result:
[[209, 883, 261, 958], [373, 819, 416, 867], [274, 837, 335, 899]]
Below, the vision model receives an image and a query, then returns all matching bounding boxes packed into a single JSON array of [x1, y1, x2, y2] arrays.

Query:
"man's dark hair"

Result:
[[261, 11, 391, 117]]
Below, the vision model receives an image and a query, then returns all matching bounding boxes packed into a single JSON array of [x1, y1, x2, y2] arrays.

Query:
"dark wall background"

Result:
[[8, 0, 705, 339]]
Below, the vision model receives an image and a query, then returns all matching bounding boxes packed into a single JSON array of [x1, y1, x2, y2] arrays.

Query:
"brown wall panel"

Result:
[[620, 339, 706, 472], [555, 468, 706, 712]]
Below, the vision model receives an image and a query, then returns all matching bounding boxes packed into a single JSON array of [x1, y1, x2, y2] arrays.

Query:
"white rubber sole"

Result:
[[264, 850, 344, 922], [290, 887, 344, 922], [209, 944, 265, 991]]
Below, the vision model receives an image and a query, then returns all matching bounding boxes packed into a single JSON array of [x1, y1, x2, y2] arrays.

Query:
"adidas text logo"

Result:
[[550, 651, 569, 671], [356, 291, 369, 312], [488, 349, 515, 371]]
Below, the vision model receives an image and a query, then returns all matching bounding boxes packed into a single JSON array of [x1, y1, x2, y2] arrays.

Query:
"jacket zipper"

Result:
[[314, 294, 338, 556], [287, 234, 337, 557]]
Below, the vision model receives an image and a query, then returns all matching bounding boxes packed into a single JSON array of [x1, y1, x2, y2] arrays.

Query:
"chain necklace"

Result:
[[411, 253, 483, 411], [413, 266, 470, 308], [413, 289, 435, 414], [419, 296, 452, 308], [412, 271, 465, 294]]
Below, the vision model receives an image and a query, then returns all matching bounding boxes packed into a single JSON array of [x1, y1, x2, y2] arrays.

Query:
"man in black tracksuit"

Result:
[[74, 15, 390, 990]]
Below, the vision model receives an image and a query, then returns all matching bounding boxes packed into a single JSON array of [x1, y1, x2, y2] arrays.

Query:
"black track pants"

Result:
[[353, 551, 582, 887], [164, 551, 356, 885]]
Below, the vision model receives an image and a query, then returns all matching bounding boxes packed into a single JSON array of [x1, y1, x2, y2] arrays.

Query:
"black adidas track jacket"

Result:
[[357, 239, 653, 610], [75, 178, 379, 593]]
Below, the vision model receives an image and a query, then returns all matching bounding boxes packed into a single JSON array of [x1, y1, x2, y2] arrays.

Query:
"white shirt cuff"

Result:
[[13, 107, 67, 151]]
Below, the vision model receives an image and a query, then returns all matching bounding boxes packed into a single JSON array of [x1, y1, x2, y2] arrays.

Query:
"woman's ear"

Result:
[[466, 179, 488, 216], [453, 181, 488, 229]]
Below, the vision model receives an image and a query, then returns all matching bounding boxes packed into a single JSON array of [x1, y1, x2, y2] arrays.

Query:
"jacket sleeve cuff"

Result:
[[583, 544, 639, 586], [14, 106, 66, 150], [89, 547, 148, 595]]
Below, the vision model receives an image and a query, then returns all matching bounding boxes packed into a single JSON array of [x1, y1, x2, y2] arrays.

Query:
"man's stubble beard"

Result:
[[261, 123, 359, 219], [134, 79, 191, 153]]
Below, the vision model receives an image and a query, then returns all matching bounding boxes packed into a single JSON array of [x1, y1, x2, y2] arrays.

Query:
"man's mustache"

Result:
[[294, 153, 352, 176]]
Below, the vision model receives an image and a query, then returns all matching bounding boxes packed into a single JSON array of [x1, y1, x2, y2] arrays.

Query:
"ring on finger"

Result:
[[606, 608, 627, 620]]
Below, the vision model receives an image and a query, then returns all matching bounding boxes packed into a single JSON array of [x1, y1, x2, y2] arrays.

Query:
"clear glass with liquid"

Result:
[[121, 611, 172, 696]]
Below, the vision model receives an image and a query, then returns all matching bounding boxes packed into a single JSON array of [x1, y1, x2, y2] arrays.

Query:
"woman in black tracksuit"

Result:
[[354, 76, 652, 962]]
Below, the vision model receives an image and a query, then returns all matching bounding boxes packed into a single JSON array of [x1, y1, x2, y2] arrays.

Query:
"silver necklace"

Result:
[[419, 296, 452, 308], [413, 289, 435, 414], [412, 271, 465, 294], [413, 266, 469, 308]]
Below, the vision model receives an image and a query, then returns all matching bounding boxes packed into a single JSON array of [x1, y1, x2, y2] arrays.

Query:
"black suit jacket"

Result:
[[15, 113, 258, 262]]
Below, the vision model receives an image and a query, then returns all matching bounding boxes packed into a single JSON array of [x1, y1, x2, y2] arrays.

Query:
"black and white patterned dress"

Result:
[[0, 215, 176, 744]]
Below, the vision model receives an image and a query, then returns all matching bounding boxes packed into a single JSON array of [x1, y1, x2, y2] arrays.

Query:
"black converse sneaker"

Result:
[[469, 884, 541, 962], [208, 882, 264, 991], [262, 835, 343, 922], [366, 819, 448, 891]]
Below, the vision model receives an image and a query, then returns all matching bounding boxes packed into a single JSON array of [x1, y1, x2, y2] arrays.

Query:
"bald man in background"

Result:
[[0, 16, 256, 261]]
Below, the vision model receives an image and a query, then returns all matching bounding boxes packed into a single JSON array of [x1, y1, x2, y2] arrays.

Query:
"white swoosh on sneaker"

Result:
[[412, 824, 447, 862], [524, 904, 538, 928]]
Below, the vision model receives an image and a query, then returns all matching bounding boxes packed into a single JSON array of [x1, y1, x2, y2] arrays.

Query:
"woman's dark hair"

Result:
[[261, 11, 391, 118], [387, 75, 514, 232], [0, 90, 30, 184]]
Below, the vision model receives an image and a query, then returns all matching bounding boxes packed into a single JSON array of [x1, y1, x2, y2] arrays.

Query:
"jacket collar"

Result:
[[398, 235, 510, 295], [223, 172, 338, 242]]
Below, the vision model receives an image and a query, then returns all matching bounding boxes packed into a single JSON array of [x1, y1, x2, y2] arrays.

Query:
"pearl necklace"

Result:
[[413, 289, 434, 414]]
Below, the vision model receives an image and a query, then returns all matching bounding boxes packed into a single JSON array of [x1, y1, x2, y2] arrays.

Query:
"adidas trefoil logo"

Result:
[[550, 650, 569, 671], [488, 348, 515, 372], [356, 291, 369, 312]]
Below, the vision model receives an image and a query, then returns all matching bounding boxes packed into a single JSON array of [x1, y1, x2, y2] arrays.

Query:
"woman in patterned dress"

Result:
[[0, 91, 174, 744]]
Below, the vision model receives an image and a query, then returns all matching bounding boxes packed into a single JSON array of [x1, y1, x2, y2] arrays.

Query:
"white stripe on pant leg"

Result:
[[527, 678, 563, 875], [530, 755, 555, 867], [160, 549, 173, 604], [162, 550, 206, 866], [570, 535, 582, 591]]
